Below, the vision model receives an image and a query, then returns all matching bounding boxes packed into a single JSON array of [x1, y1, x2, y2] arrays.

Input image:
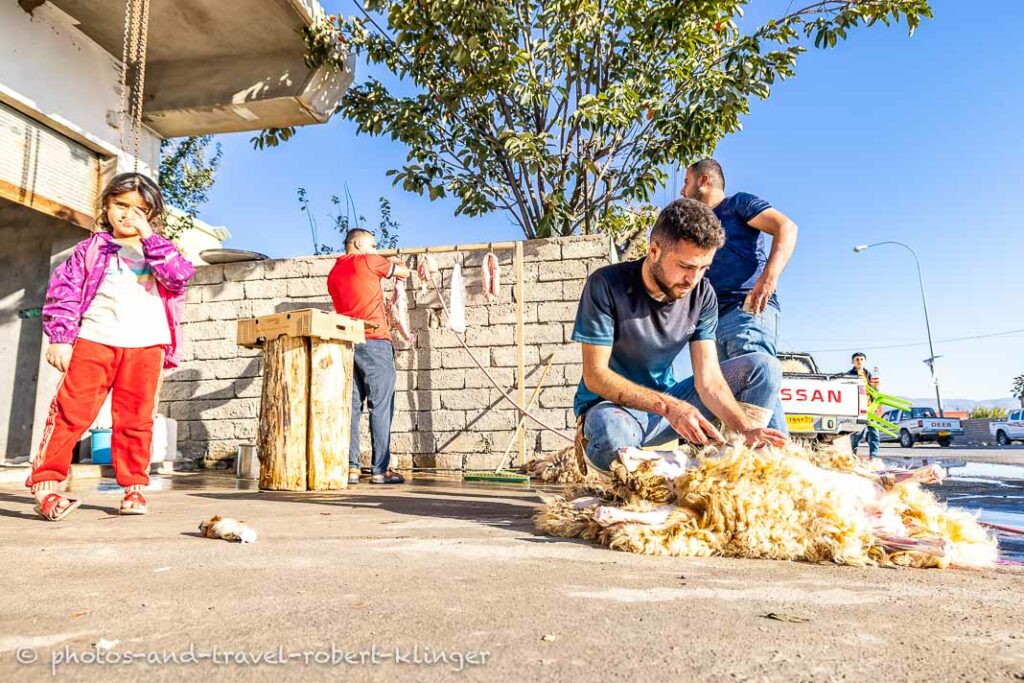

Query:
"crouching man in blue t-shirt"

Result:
[[572, 198, 788, 474]]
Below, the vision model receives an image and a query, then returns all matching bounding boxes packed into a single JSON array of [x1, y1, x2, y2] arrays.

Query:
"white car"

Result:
[[990, 409, 1024, 446], [879, 407, 963, 448]]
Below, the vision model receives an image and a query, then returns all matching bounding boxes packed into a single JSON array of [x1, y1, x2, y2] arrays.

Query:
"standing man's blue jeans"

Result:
[[350, 339, 396, 475], [582, 352, 782, 472], [716, 304, 787, 434], [850, 425, 880, 457]]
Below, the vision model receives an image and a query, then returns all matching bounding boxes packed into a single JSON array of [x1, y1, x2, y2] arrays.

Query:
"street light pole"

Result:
[[853, 241, 944, 417]]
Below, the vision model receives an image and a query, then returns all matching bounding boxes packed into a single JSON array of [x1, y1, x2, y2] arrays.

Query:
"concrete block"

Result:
[[159, 381, 201, 402], [189, 380, 236, 401], [308, 256, 337, 278], [526, 323, 564, 345], [488, 302, 538, 325], [465, 306, 488, 327], [538, 343, 581, 365], [586, 258, 610, 276], [419, 369, 466, 390], [184, 300, 251, 323], [286, 278, 330, 298], [395, 370, 416, 391], [263, 260, 311, 279], [243, 279, 290, 300], [416, 410, 467, 432], [490, 345, 540, 368], [394, 390, 442, 412], [463, 249, 514, 267], [538, 260, 588, 282], [463, 453, 505, 470], [561, 237, 609, 259], [212, 357, 262, 379], [435, 431, 494, 453], [189, 419, 253, 441], [415, 329, 463, 349], [466, 324, 516, 348], [221, 261, 269, 282], [192, 339, 238, 360], [537, 301, 579, 323], [522, 239, 562, 262], [468, 409, 517, 432], [202, 282, 247, 302], [529, 407, 574, 430], [233, 377, 263, 398], [180, 320, 232, 342], [390, 411, 416, 432], [523, 282, 562, 302], [541, 429, 572, 452], [561, 279, 586, 302], [439, 388, 491, 411], [440, 348, 480, 369], [390, 432, 435, 453], [539, 385, 577, 409], [192, 265, 224, 286], [466, 367, 515, 389]]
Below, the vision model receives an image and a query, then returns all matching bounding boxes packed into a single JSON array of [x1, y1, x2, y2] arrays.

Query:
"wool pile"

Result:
[[533, 443, 998, 569]]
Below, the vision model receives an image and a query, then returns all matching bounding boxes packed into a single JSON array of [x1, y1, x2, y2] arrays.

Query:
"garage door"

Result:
[[0, 100, 102, 228]]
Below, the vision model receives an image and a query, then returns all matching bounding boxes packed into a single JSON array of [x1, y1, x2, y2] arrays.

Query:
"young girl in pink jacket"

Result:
[[27, 173, 195, 520]]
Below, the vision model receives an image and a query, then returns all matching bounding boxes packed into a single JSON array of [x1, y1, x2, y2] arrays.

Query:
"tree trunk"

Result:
[[307, 339, 353, 490], [258, 336, 309, 491]]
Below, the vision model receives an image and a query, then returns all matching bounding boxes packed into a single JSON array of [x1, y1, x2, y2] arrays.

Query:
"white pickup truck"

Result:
[[990, 409, 1024, 446], [778, 352, 867, 443], [878, 407, 963, 447]]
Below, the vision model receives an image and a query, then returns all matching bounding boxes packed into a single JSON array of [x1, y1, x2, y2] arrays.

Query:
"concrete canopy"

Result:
[[44, 0, 354, 137]]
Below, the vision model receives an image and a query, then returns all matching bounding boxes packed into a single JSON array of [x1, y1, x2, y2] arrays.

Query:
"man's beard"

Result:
[[650, 258, 691, 301]]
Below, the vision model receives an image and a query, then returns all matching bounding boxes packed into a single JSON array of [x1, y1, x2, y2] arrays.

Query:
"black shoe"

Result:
[[370, 470, 405, 484]]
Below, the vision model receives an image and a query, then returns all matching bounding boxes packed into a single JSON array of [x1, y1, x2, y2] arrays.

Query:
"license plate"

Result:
[[786, 415, 815, 432], [939, 431, 950, 436]]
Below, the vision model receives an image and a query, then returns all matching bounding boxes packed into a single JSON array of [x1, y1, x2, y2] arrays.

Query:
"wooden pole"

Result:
[[515, 241, 526, 468], [307, 339, 353, 490], [258, 336, 309, 491], [495, 354, 554, 472]]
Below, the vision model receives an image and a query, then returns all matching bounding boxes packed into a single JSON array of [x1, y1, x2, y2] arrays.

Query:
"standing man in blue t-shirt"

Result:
[[682, 159, 799, 434], [572, 198, 788, 474]]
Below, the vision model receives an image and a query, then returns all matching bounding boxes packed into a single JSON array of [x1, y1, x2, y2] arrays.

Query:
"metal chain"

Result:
[[130, 0, 151, 171], [117, 0, 151, 172], [117, 0, 134, 155]]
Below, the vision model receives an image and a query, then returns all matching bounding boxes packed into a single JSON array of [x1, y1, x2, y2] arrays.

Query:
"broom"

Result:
[[464, 354, 555, 485]]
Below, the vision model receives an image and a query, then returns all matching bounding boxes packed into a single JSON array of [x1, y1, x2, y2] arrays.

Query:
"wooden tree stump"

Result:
[[240, 309, 365, 492], [308, 339, 353, 490], [258, 335, 309, 491]]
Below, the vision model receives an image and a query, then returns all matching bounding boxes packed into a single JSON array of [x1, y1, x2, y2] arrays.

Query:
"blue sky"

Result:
[[199, 0, 1024, 402]]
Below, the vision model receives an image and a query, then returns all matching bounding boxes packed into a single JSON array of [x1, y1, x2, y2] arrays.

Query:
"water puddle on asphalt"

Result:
[[924, 463, 1024, 562]]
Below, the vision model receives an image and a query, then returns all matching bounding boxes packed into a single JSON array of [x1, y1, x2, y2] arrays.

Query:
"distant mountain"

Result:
[[904, 397, 1021, 411]]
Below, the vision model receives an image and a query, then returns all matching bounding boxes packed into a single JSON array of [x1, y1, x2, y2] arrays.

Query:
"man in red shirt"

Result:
[[327, 228, 411, 484]]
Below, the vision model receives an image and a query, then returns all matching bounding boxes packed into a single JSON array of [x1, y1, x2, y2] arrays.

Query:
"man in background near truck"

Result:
[[846, 352, 880, 457], [681, 158, 798, 435]]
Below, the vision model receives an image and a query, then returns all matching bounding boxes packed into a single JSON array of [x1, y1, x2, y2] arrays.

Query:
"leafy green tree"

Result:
[[158, 135, 223, 241], [312, 0, 933, 239], [297, 186, 400, 254], [1013, 373, 1024, 408]]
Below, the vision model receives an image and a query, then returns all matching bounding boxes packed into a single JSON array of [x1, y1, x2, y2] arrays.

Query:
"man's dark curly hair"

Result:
[[650, 198, 725, 251]]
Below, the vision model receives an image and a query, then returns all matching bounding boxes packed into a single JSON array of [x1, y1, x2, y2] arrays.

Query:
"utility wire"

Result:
[[802, 328, 1024, 354]]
